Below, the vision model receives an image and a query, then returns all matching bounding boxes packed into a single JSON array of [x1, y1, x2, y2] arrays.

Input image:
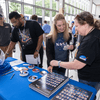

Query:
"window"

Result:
[[92, 4, 96, 15], [68, 6, 71, 14], [24, 0, 33, 4], [9, 2, 21, 13], [72, 7, 74, 14], [36, 0, 42, 6], [65, 0, 69, 3], [52, 11, 56, 17], [15, 0, 22, 1], [44, 10, 50, 25], [0, 0, 6, 17], [36, 8, 42, 16], [52, 0, 56, 10], [24, 5, 33, 19], [45, 0, 50, 8]]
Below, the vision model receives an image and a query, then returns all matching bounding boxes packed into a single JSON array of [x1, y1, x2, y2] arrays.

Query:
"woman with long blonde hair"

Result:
[[46, 13, 75, 75]]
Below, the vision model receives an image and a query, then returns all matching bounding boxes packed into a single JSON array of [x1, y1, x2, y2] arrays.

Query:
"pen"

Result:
[[3, 69, 11, 73], [10, 73, 15, 79], [2, 70, 14, 76]]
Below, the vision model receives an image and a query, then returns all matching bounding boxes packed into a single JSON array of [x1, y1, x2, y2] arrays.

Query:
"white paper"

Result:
[[25, 54, 41, 64], [10, 60, 24, 66]]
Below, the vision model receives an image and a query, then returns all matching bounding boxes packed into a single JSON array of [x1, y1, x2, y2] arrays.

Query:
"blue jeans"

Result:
[[79, 79, 100, 92]]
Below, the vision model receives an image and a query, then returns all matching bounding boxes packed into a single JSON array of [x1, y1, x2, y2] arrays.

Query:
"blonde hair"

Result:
[[48, 13, 69, 43]]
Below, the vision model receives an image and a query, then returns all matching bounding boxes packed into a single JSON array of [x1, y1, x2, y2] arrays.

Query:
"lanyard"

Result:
[[18, 21, 26, 38]]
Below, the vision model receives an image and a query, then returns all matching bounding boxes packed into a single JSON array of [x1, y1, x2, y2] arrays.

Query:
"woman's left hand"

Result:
[[50, 60, 58, 67], [47, 66, 53, 72]]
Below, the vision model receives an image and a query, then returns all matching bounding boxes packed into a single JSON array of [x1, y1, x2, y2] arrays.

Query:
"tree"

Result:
[[9, 1, 56, 17], [9, 2, 32, 15], [36, 0, 56, 17], [9, 2, 21, 13], [24, 6, 32, 15]]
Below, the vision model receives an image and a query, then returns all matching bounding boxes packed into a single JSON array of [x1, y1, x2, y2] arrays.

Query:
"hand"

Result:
[[47, 66, 53, 73], [34, 51, 38, 58], [5, 54, 7, 59], [50, 60, 58, 67], [68, 45, 74, 50]]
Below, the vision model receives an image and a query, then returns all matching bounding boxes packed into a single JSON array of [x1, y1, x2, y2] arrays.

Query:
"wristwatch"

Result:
[[5, 52, 9, 56], [35, 50, 39, 53], [58, 61, 61, 68]]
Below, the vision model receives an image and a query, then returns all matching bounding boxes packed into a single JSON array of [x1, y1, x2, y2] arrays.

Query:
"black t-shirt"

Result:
[[11, 20, 44, 54], [76, 28, 100, 82], [0, 23, 11, 46]]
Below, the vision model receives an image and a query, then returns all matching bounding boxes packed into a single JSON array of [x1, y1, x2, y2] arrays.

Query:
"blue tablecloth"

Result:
[[0, 57, 97, 100]]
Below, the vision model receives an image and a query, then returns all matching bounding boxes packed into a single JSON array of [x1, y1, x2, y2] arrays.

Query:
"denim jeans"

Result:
[[79, 79, 100, 100], [79, 79, 100, 92]]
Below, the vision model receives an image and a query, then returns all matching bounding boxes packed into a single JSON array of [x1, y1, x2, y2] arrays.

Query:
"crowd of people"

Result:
[[1, 11, 100, 99]]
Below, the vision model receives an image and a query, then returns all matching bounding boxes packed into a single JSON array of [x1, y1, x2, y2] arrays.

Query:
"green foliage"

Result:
[[9, 2, 21, 13], [52, 0, 56, 10], [36, 8, 42, 16], [45, 0, 50, 8], [45, 10, 50, 17], [9, 1, 56, 17], [68, 6, 71, 13], [36, 0, 56, 17], [24, 5, 32, 14], [36, 0, 42, 6]]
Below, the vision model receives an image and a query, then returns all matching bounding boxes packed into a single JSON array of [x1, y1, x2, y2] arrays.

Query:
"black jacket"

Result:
[[46, 33, 75, 67]]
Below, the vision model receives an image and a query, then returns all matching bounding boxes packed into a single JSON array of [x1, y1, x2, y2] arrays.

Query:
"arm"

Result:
[[32, 21, 44, 58], [50, 59, 86, 70], [5, 41, 16, 58], [46, 37, 55, 72], [34, 34, 43, 58], [46, 37, 55, 66]]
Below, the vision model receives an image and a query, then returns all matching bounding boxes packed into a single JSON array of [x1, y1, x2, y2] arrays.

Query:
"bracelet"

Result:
[[58, 61, 61, 68], [35, 50, 39, 53], [5, 52, 9, 56]]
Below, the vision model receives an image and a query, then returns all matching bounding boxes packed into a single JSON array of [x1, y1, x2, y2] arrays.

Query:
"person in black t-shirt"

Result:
[[48, 11, 100, 94], [5, 12, 44, 68], [0, 14, 12, 57]]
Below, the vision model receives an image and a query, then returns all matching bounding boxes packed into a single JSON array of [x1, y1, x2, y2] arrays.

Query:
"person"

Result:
[[5, 11, 44, 68], [19, 14, 25, 60], [72, 25, 75, 35], [30, 14, 38, 21], [30, 14, 43, 68], [46, 13, 75, 76], [48, 11, 100, 94], [69, 21, 74, 32], [0, 13, 12, 57], [42, 20, 51, 49]]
